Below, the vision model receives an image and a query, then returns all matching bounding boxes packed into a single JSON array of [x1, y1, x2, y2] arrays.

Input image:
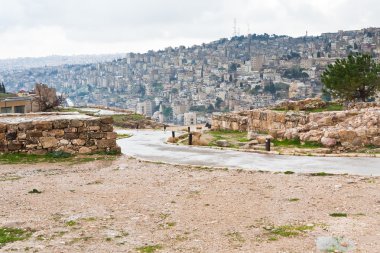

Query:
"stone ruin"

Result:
[[0, 112, 120, 154], [212, 101, 380, 151]]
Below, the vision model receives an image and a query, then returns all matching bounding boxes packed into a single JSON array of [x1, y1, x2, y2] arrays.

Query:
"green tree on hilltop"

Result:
[[321, 54, 380, 102]]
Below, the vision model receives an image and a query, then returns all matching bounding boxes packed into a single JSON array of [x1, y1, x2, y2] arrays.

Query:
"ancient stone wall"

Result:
[[0, 113, 120, 154], [212, 107, 380, 150]]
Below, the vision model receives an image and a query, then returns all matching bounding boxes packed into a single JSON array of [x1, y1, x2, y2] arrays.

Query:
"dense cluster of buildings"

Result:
[[1, 27, 380, 124]]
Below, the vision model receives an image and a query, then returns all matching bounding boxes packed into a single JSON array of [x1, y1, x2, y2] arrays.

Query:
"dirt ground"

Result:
[[0, 156, 379, 253]]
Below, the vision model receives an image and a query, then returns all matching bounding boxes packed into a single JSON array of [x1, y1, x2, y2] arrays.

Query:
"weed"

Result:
[[288, 198, 300, 202], [65, 220, 77, 226], [136, 244, 163, 253], [267, 224, 314, 237], [329, 213, 347, 217], [82, 217, 96, 222], [105, 237, 112, 242], [117, 133, 132, 139], [310, 172, 334, 176], [268, 236, 278, 241], [86, 180, 103, 185], [284, 171, 295, 175], [166, 222, 176, 227], [226, 231, 245, 243], [159, 213, 170, 220]]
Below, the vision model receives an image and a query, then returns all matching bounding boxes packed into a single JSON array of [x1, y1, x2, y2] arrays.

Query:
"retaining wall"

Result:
[[0, 113, 120, 154]]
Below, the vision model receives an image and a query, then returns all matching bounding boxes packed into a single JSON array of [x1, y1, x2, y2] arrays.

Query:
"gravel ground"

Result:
[[0, 156, 379, 252]]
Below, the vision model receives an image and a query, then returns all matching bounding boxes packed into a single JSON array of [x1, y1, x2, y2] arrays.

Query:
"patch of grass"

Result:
[[310, 172, 334, 177], [0, 152, 113, 165], [288, 198, 300, 202], [117, 133, 132, 139], [0, 227, 33, 247], [159, 213, 170, 220], [267, 224, 314, 237], [307, 103, 344, 113], [237, 137, 250, 142], [208, 130, 248, 148], [65, 220, 77, 226], [166, 222, 176, 228], [329, 213, 347, 217], [284, 171, 295, 175], [268, 236, 278, 241], [273, 138, 323, 149], [136, 245, 163, 253], [28, 189, 42, 194], [0, 176, 22, 182]]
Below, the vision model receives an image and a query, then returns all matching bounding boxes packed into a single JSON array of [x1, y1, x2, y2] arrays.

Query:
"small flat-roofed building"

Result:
[[0, 96, 39, 114]]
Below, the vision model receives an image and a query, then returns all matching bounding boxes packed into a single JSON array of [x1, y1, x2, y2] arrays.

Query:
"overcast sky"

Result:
[[0, 0, 379, 59]]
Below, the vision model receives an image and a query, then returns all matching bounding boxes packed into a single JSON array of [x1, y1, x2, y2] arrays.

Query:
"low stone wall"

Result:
[[0, 113, 120, 154], [212, 107, 380, 150]]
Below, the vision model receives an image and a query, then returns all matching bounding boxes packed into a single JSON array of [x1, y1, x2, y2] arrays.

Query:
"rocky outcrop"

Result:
[[212, 107, 380, 151], [273, 98, 327, 111], [0, 113, 120, 154]]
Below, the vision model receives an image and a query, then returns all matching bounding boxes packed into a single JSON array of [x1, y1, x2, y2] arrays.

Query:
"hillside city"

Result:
[[1, 27, 380, 124]]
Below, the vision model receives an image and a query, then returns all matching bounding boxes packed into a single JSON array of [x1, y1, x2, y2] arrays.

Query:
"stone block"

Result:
[[59, 139, 70, 145], [216, 140, 229, 147], [72, 139, 86, 146], [101, 124, 113, 132], [97, 139, 116, 148], [88, 126, 100, 131], [40, 137, 58, 148], [0, 123, 6, 133], [70, 120, 84, 127], [17, 133, 27, 140], [53, 120, 69, 129], [89, 132, 105, 139], [27, 131, 43, 138], [100, 117, 113, 124], [321, 137, 337, 147], [6, 132, 17, 141], [47, 129, 65, 137], [18, 122, 34, 131], [64, 127, 78, 133], [64, 133, 80, 140], [8, 143, 23, 151], [338, 130, 357, 142], [78, 147, 92, 154], [33, 121, 53, 130], [86, 119, 100, 127], [106, 132, 117, 140]]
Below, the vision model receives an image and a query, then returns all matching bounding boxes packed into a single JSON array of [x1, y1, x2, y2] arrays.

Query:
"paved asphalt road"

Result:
[[117, 130, 380, 176]]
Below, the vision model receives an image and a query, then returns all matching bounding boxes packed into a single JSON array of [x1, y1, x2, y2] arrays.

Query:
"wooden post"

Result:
[[188, 133, 193, 145], [265, 138, 271, 151], [172, 131, 175, 138]]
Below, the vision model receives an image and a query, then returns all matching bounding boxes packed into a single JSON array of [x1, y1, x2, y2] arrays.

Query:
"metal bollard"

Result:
[[188, 133, 193, 145], [172, 131, 175, 138], [265, 138, 271, 151]]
